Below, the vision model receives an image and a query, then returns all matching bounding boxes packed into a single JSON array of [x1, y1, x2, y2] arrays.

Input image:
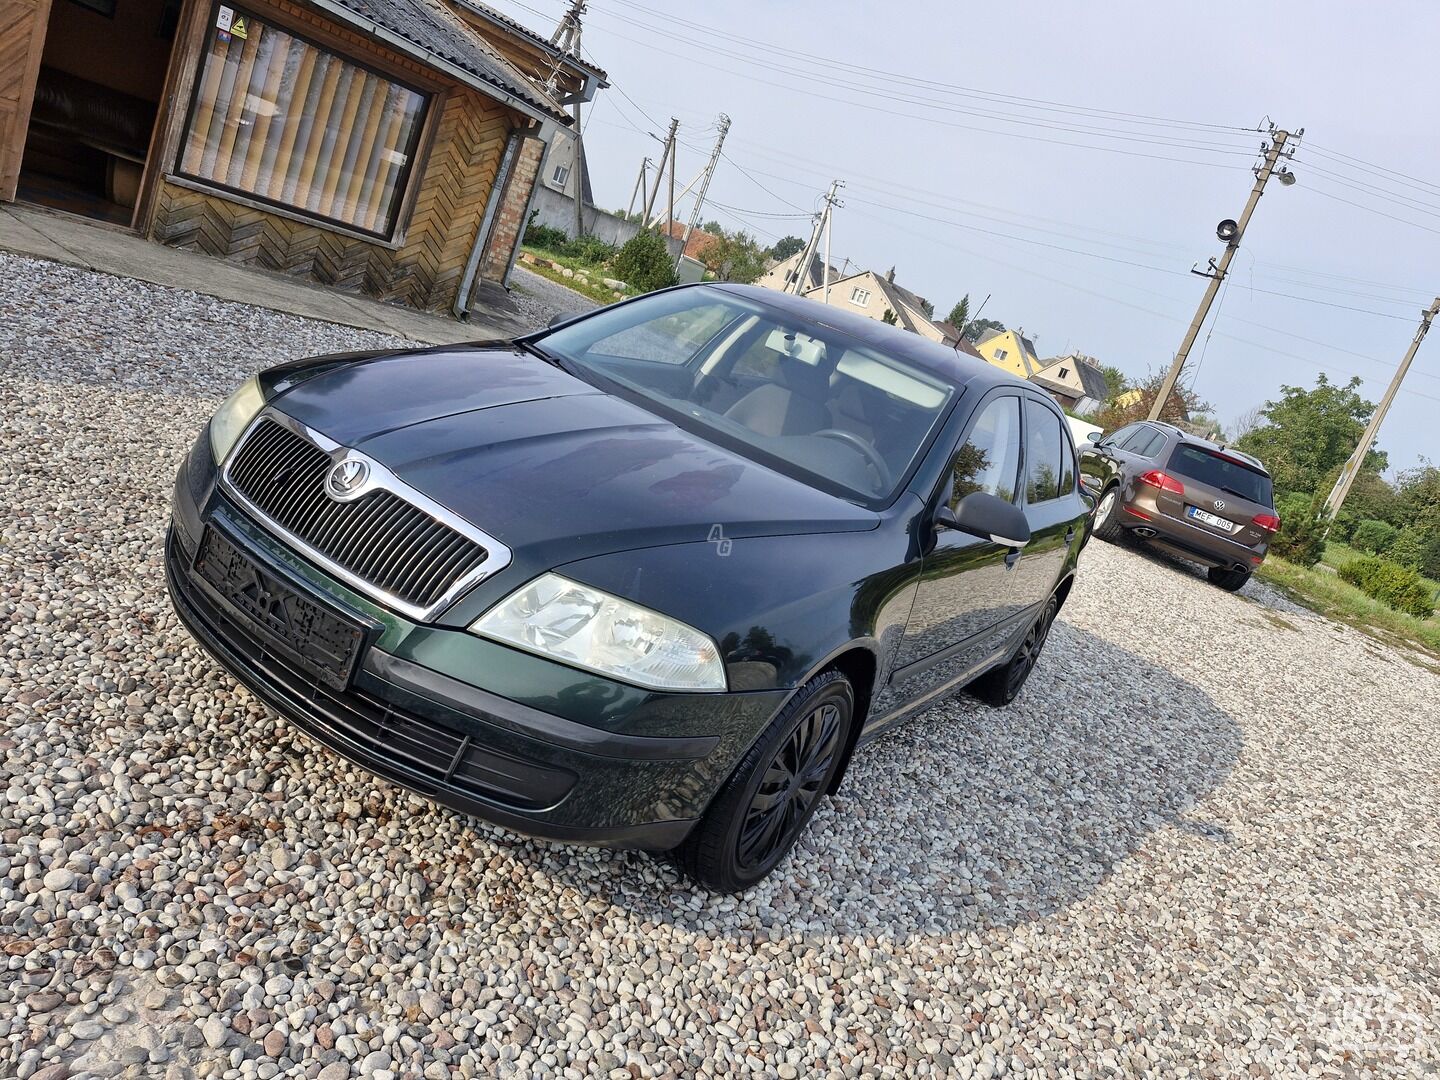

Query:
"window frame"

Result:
[[849, 286, 871, 306], [1100, 422, 1138, 448], [172, 1, 435, 244], [942, 389, 1025, 511], [1021, 395, 1069, 506], [552, 163, 570, 187]]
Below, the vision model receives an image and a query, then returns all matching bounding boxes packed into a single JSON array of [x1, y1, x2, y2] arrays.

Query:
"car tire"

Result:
[[969, 593, 1060, 707], [675, 670, 853, 893], [1091, 484, 1123, 542], [1207, 565, 1251, 591]]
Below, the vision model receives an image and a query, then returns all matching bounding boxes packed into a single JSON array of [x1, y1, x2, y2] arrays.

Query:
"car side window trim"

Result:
[[1020, 393, 1073, 506], [934, 388, 1025, 510]]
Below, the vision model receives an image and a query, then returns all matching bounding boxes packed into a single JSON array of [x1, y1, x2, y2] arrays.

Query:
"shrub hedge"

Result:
[[1338, 556, 1436, 618], [1350, 518, 1397, 555]]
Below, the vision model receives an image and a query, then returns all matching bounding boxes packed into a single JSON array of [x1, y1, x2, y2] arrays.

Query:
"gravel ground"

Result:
[[506, 267, 599, 328], [3, 252, 1438, 1079]]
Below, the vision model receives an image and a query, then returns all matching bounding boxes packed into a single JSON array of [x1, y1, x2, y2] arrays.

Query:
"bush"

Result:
[[612, 230, 677, 293], [557, 234, 617, 264], [1350, 518, 1397, 554], [1269, 491, 1325, 567], [1388, 525, 1440, 580], [1338, 556, 1436, 618], [524, 222, 570, 251]]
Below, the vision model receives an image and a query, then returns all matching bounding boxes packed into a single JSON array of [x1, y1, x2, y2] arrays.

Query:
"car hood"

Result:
[[269, 347, 878, 567]]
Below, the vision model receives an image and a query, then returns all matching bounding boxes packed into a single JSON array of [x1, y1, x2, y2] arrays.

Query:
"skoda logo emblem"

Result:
[[325, 457, 370, 501], [1214, 498, 1226, 511]]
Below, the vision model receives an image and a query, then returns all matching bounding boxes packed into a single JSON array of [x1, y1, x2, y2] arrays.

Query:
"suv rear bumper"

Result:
[[1121, 490, 1263, 571]]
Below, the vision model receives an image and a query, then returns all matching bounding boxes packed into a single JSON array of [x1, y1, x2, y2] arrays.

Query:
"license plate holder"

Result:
[[194, 526, 370, 689], [1187, 506, 1236, 532]]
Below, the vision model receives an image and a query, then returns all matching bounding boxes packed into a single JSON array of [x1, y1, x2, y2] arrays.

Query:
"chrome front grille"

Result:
[[220, 412, 509, 621]]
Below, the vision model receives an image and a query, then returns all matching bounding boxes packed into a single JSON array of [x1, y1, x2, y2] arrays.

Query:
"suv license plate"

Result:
[[1188, 506, 1236, 532]]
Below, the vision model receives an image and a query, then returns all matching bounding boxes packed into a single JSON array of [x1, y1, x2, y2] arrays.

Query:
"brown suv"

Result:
[[1078, 421, 1280, 590]]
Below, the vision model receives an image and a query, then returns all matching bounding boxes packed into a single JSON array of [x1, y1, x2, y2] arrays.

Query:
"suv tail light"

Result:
[[1137, 469, 1184, 494], [1252, 513, 1281, 534]]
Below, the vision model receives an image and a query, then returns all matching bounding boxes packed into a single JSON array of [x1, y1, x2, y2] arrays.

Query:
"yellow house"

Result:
[[1114, 389, 1144, 409], [974, 328, 1041, 378]]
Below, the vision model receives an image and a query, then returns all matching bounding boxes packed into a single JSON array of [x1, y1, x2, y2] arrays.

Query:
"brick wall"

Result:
[[478, 134, 544, 283]]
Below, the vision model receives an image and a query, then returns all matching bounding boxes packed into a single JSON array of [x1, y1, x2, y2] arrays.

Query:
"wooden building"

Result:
[[0, 0, 603, 314]]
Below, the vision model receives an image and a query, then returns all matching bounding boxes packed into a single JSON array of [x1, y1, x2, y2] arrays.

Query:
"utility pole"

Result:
[[1321, 296, 1440, 522], [644, 118, 678, 228], [1149, 124, 1301, 421], [788, 180, 842, 296], [549, 0, 587, 239], [626, 158, 650, 222], [677, 114, 730, 269]]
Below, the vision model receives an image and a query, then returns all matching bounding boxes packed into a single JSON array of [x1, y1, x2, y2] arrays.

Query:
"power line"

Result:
[[1303, 141, 1440, 197], [605, 0, 1253, 137], [1298, 184, 1440, 238], [580, 21, 1259, 170]]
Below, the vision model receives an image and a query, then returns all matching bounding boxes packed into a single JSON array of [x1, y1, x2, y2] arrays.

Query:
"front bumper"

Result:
[[166, 440, 786, 850]]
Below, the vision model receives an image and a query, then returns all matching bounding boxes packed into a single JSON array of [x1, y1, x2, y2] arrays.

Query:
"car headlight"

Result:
[[208, 375, 266, 465], [470, 573, 726, 692]]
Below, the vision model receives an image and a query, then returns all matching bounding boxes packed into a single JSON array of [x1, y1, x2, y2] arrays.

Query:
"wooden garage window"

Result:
[[176, 6, 429, 238]]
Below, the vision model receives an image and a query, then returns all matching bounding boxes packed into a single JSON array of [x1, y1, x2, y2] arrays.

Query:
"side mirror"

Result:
[[547, 310, 584, 329], [1086, 431, 1102, 443], [936, 491, 1032, 548]]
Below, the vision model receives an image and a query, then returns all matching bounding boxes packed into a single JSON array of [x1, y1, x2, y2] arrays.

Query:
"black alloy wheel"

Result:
[[677, 671, 853, 892], [736, 698, 843, 871], [970, 593, 1060, 706]]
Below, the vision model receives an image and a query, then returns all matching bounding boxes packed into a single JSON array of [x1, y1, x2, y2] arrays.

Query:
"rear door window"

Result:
[[1166, 444, 1274, 505]]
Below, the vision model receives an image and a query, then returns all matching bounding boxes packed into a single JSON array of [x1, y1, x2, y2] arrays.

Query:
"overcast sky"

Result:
[[495, 0, 1440, 475]]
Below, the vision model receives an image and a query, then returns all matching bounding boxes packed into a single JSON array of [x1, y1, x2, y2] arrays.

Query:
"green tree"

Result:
[[612, 230, 678, 293], [1235, 375, 1382, 500], [947, 295, 971, 334], [881, 309, 898, 325], [964, 317, 1005, 342], [1099, 364, 1128, 401], [698, 227, 769, 283], [1351, 519, 1398, 554], [1270, 491, 1327, 567], [768, 235, 804, 260], [1090, 371, 1212, 432]]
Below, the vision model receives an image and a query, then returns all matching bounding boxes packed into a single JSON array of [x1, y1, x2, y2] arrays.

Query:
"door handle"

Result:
[[1065, 527, 1076, 545], [1004, 548, 1022, 569]]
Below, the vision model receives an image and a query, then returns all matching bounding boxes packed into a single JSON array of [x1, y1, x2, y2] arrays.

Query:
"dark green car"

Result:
[[167, 284, 1091, 890]]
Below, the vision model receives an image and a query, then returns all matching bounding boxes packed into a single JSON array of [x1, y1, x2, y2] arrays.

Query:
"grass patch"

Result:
[[519, 245, 632, 307], [1256, 554, 1440, 658]]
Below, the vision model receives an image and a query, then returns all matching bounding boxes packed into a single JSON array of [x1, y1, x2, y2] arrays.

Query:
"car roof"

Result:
[[1137, 420, 1271, 476], [704, 282, 1029, 394]]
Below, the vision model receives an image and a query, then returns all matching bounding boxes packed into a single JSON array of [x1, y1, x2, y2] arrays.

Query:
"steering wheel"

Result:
[[812, 428, 892, 490]]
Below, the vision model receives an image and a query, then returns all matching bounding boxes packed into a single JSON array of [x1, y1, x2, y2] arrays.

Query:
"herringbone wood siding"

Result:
[[152, 86, 512, 313], [0, 0, 52, 201]]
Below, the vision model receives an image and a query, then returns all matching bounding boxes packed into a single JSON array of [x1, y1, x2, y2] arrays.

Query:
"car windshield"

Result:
[[535, 288, 958, 504], [1166, 444, 1274, 505]]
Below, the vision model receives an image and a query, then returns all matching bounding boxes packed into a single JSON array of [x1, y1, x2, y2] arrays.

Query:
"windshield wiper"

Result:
[[1217, 485, 1255, 500], [514, 338, 566, 370]]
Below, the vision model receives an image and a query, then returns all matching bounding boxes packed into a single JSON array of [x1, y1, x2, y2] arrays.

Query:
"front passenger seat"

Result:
[[723, 356, 831, 437]]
